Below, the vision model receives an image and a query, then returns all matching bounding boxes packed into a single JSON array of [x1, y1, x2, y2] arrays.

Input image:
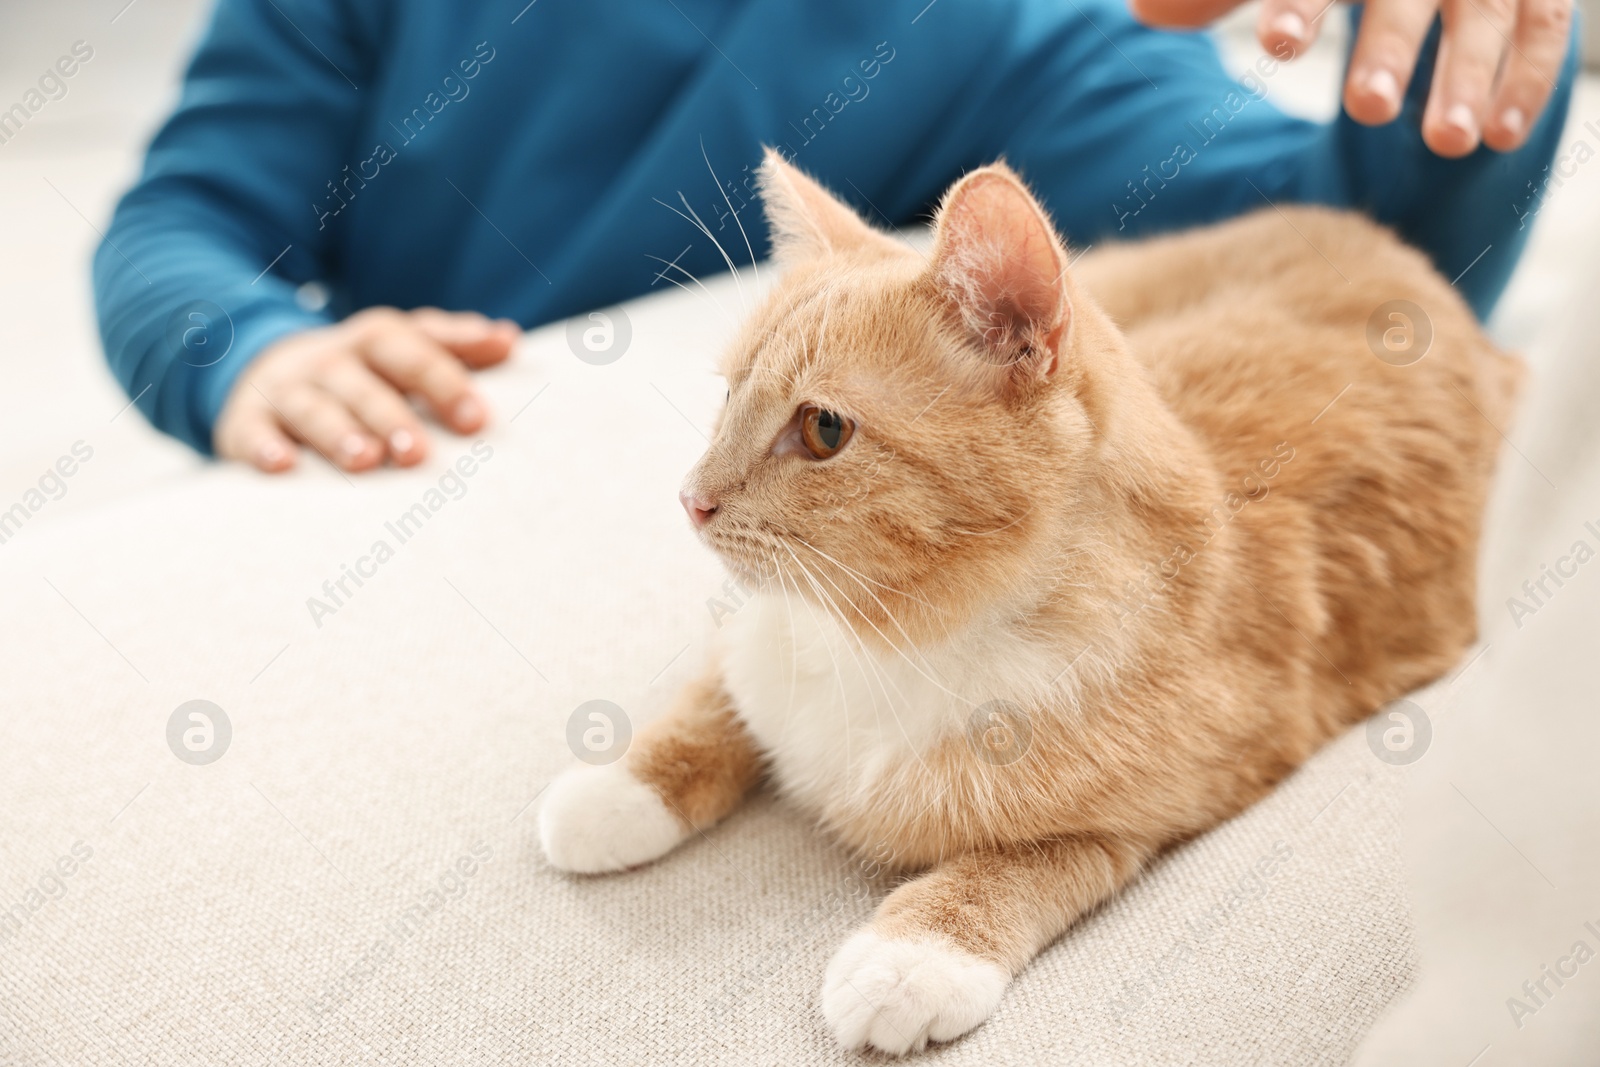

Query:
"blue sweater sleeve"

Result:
[[93, 0, 380, 453]]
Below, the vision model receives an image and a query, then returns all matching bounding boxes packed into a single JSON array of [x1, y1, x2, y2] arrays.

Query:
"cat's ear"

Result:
[[757, 147, 900, 263], [926, 164, 1070, 378]]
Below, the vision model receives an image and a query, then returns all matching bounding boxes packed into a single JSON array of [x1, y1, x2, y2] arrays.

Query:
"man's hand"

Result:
[[1128, 0, 1573, 157], [215, 307, 519, 473]]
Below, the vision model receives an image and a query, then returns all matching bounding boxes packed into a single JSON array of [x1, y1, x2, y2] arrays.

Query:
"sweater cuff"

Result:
[[195, 302, 332, 455]]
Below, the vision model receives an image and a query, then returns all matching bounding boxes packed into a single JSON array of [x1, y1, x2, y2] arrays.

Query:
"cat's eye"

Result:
[[799, 405, 854, 459]]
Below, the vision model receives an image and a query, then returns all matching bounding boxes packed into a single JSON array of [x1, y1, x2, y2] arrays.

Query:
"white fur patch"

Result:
[[537, 763, 687, 874], [822, 929, 1009, 1054], [717, 589, 1069, 813]]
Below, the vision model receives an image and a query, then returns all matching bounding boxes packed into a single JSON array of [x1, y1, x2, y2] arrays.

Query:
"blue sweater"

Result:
[[95, 0, 1577, 452]]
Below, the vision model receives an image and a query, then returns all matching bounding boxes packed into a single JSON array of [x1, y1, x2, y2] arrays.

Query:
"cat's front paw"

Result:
[[821, 928, 1009, 1055], [537, 762, 688, 873]]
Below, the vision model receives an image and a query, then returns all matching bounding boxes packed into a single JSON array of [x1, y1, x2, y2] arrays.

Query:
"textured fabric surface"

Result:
[[1350, 237, 1600, 1067], [0, 276, 1418, 1065], [8, 6, 1600, 1060]]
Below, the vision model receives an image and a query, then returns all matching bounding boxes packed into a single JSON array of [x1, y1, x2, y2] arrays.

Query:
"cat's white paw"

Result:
[[537, 762, 687, 873], [821, 928, 1009, 1055]]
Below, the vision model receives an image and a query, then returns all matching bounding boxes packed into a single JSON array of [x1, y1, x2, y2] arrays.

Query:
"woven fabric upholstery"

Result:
[[0, 277, 1418, 1066]]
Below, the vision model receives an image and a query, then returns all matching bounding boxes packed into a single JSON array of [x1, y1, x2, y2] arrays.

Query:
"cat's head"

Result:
[[681, 150, 1117, 641]]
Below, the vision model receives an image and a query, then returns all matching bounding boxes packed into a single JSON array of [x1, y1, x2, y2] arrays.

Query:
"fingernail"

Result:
[[1269, 11, 1307, 43], [1364, 68, 1400, 110], [1444, 102, 1479, 141], [1499, 106, 1526, 139], [389, 428, 415, 455], [259, 440, 285, 465], [340, 433, 367, 459], [454, 396, 483, 426]]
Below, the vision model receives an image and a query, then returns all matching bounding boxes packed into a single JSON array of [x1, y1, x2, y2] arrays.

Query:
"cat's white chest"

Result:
[[716, 593, 952, 808], [715, 591, 1047, 812]]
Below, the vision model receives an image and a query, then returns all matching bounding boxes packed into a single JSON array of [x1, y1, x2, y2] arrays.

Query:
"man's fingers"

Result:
[[450, 322, 520, 369], [359, 324, 489, 433], [320, 359, 430, 465], [410, 307, 520, 368], [1127, 0, 1244, 28], [1423, 0, 1517, 155], [216, 401, 298, 473], [1345, 0, 1442, 125], [275, 384, 384, 472], [1483, 0, 1571, 150], [217, 308, 504, 478], [1256, 0, 1329, 58]]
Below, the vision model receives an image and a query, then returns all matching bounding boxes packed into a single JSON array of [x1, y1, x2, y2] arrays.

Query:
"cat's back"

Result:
[[1078, 205, 1518, 488], [1079, 206, 1521, 721]]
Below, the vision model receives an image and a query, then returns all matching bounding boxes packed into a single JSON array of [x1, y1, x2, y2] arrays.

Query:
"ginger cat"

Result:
[[539, 149, 1517, 1054]]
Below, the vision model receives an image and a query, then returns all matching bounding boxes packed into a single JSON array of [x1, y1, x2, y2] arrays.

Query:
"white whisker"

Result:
[[791, 536, 955, 686], [644, 253, 736, 322], [784, 540, 971, 709], [702, 137, 760, 291], [780, 543, 858, 783], [652, 191, 748, 312], [784, 544, 940, 791], [790, 535, 939, 613]]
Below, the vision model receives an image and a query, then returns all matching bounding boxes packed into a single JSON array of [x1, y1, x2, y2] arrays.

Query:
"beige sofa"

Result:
[[2, 4, 1598, 1064]]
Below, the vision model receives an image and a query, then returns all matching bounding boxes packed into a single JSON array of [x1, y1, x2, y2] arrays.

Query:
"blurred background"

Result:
[[1, 0, 1595, 517]]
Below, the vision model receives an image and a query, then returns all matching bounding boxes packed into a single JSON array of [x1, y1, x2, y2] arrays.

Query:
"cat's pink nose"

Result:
[[680, 489, 719, 528]]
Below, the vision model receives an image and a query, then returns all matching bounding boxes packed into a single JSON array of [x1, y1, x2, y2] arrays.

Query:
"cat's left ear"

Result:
[[757, 147, 902, 263], [926, 164, 1070, 380]]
